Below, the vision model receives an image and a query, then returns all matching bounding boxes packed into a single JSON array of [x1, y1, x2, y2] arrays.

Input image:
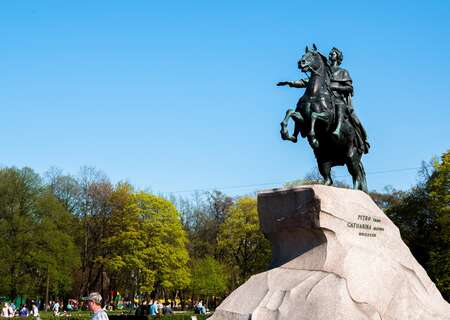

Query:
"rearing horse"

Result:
[[278, 45, 368, 192]]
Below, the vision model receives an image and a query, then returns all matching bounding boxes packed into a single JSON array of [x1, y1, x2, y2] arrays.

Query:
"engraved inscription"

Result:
[[347, 215, 384, 238]]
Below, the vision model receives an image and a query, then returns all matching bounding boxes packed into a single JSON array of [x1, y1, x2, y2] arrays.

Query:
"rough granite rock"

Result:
[[209, 185, 450, 320]]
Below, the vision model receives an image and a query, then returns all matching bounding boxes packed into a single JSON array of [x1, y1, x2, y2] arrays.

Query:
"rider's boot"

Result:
[[332, 104, 345, 138]]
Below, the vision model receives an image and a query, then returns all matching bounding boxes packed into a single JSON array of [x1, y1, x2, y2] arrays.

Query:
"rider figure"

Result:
[[328, 47, 369, 154]]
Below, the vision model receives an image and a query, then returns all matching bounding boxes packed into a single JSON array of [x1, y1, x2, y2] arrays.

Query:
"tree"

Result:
[[101, 189, 191, 299], [386, 150, 450, 301], [0, 167, 41, 298], [97, 183, 146, 296], [217, 197, 271, 289], [0, 167, 79, 301], [45, 167, 81, 213], [426, 150, 449, 300], [174, 191, 233, 259], [369, 186, 405, 211], [33, 191, 80, 304], [135, 192, 191, 296], [190, 257, 228, 308], [72, 167, 113, 297]]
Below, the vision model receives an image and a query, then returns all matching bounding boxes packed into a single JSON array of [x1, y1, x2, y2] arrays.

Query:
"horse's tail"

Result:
[[358, 161, 368, 192]]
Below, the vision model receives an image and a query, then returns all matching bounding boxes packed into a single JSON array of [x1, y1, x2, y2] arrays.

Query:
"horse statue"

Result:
[[277, 44, 368, 192]]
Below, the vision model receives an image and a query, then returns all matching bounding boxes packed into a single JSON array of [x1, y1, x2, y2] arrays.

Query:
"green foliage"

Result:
[[217, 197, 271, 288], [191, 256, 228, 297], [385, 150, 450, 301], [33, 191, 80, 295], [135, 192, 191, 292], [98, 183, 150, 293], [369, 187, 405, 211], [101, 187, 191, 295], [0, 167, 79, 298], [426, 150, 450, 300]]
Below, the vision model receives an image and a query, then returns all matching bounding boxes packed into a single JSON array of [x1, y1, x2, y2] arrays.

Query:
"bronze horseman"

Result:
[[278, 44, 369, 191]]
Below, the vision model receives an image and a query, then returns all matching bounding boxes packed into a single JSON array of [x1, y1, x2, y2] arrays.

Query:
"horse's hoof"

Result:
[[290, 136, 298, 143], [311, 138, 319, 149]]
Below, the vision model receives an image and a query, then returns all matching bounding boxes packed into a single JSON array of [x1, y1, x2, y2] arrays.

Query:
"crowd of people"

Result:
[[134, 299, 208, 316], [0, 299, 80, 319], [1, 294, 209, 318], [1, 302, 40, 319]]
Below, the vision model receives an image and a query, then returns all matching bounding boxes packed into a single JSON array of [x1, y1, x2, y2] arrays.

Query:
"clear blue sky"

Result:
[[0, 1, 449, 195]]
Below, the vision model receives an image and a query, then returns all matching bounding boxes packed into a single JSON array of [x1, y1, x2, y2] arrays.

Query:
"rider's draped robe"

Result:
[[331, 66, 369, 154]]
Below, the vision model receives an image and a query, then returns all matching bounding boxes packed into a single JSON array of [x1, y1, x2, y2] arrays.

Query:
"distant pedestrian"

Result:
[[52, 301, 60, 316], [31, 302, 40, 320], [7, 303, 14, 317], [18, 305, 29, 317], [149, 300, 158, 316], [162, 303, 173, 315], [9, 303, 16, 315], [196, 301, 206, 315], [82, 292, 109, 320], [1, 303, 9, 317]]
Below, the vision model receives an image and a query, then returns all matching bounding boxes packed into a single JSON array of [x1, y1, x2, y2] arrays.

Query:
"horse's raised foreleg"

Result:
[[280, 109, 304, 143]]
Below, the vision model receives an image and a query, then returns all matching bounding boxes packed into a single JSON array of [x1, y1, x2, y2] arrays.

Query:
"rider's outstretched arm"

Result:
[[289, 79, 308, 88], [277, 79, 308, 88]]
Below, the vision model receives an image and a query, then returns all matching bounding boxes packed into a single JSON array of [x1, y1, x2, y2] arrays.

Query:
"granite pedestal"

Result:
[[209, 185, 450, 320]]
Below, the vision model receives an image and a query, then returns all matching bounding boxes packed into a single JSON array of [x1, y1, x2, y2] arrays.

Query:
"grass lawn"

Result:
[[35, 311, 208, 320]]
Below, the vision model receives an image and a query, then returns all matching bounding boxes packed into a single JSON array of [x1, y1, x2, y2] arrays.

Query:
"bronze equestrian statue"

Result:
[[277, 44, 369, 192]]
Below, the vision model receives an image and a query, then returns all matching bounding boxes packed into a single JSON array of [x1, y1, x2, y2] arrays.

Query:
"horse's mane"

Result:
[[317, 51, 332, 83]]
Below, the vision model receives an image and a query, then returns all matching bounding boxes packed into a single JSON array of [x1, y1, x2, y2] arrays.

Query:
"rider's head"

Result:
[[329, 47, 343, 65]]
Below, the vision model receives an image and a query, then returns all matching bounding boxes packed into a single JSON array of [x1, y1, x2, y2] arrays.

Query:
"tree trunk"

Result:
[[45, 267, 50, 311]]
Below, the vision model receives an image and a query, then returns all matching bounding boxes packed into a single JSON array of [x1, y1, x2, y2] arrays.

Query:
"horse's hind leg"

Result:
[[346, 156, 368, 192], [318, 161, 333, 186]]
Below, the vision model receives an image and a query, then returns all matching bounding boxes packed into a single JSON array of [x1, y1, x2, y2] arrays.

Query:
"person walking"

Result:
[[82, 293, 109, 320]]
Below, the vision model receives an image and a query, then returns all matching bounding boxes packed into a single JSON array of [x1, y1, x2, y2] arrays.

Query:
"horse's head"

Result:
[[298, 44, 329, 76]]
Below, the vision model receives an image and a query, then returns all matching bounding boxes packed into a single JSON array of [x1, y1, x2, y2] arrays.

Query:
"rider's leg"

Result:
[[332, 102, 346, 138]]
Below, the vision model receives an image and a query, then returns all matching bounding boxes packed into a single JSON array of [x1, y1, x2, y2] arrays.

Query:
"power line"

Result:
[[163, 165, 430, 194]]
